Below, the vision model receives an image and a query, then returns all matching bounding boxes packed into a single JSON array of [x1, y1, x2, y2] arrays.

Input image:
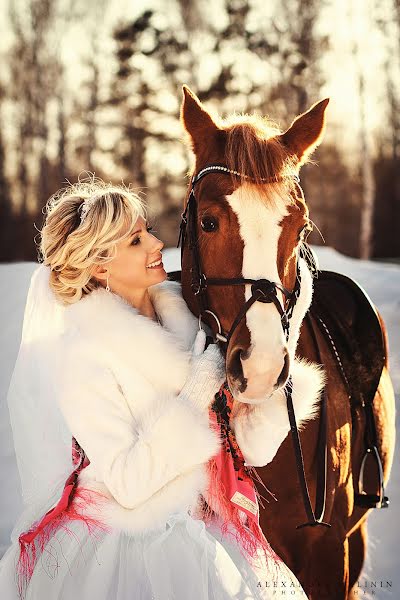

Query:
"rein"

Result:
[[178, 163, 330, 529]]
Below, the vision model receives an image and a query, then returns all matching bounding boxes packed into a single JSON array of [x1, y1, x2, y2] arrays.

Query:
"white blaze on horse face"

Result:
[[225, 185, 290, 403]]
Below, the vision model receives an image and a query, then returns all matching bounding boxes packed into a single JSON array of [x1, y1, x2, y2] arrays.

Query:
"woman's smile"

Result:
[[146, 256, 164, 269]]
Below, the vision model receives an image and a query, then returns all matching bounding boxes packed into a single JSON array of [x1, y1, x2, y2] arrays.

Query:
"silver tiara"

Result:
[[79, 196, 98, 224]]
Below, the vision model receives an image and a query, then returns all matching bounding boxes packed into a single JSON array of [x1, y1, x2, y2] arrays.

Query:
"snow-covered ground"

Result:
[[1, 248, 398, 598]]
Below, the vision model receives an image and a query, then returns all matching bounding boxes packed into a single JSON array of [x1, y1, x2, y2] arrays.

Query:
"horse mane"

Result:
[[220, 114, 299, 203]]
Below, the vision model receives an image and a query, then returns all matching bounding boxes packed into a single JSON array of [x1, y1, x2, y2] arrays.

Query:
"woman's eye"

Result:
[[131, 225, 154, 245], [201, 216, 219, 232]]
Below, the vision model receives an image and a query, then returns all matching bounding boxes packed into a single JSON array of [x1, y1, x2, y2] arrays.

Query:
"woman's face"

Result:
[[101, 216, 167, 294]]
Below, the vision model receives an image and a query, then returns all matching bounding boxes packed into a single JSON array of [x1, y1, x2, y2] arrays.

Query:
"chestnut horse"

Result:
[[178, 87, 395, 599]]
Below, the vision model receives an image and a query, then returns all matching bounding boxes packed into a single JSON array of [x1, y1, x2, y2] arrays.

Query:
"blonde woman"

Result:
[[0, 180, 307, 599]]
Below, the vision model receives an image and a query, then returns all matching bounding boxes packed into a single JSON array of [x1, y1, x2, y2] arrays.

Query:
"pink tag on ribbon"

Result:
[[209, 383, 259, 524]]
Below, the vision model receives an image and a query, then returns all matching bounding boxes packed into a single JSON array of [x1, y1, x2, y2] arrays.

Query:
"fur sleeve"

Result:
[[58, 363, 220, 510], [231, 359, 325, 467]]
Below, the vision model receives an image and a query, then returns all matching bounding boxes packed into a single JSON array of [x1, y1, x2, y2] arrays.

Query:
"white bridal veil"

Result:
[[6, 264, 73, 541]]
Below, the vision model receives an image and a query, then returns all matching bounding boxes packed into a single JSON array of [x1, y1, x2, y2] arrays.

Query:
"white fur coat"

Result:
[[58, 276, 323, 536], [59, 281, 220, 536]]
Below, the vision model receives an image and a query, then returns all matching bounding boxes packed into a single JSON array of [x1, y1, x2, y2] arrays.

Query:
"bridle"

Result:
[[178, 164, 302, 347], [178, 163, 331, 529]]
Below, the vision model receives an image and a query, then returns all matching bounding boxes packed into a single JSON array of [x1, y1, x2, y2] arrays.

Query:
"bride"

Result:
[[0, 179, 307, 599]]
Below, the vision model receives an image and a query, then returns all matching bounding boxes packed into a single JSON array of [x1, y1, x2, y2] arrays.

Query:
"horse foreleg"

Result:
[[302, 528, 349, 600], [347, 521, 367, 599]]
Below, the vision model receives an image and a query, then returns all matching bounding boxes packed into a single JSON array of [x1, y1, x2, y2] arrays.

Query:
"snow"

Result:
[[1, 248, 398, 597]]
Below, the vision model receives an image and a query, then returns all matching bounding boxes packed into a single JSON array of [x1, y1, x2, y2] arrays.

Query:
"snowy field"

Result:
[[0, 247, 398, 598]]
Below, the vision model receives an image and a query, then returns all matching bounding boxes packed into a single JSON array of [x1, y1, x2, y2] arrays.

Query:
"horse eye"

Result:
[[201, 216, 219, 232]]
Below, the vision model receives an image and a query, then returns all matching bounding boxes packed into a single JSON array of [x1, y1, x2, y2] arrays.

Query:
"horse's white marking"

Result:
[[225, 185, 290, 401], [225, 186, 289, 340], [232, 357, 325, 465]]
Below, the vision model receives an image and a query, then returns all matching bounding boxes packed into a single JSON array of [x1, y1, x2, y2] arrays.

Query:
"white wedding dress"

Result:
[[0, 508, 306, 600]]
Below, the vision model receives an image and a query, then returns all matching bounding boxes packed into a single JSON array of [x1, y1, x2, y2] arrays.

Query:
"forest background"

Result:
[[0, 0, 399, 263]]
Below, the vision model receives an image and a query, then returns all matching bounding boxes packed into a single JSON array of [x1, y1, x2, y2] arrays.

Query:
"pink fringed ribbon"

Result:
[[17, 439, 107, 599], [205, 382, 279, 567]]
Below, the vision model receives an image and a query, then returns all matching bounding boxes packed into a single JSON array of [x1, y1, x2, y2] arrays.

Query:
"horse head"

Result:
[[180, 86, 329, 404]]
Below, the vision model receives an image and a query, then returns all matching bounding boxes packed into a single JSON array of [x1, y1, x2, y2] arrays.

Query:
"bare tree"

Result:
[[372, 0, 400, 258], [0, 87, 13, 261], [71, 37, 101, 173], [264, 0, 329, 117], [8, 0, 62, 214], [380, 0, 400, 161], [8, 0, 84, 213], [349, 0, 376, 259]]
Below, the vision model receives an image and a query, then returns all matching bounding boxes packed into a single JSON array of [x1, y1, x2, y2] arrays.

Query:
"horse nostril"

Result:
[[227, 345, 249, 393], [277, 352, 290, 388], [228, 346, 244, 379]]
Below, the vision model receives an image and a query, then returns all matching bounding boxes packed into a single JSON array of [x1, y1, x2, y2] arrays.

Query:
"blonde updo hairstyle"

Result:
[[39, 179, 147, 305]]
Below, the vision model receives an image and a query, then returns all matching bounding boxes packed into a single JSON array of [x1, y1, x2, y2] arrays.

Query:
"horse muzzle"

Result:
[[227, 346, 290, 404]]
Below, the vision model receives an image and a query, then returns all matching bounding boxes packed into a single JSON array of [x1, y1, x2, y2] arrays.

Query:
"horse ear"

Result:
[[280, 98, 330, 165], [181, 85, 219, 153]]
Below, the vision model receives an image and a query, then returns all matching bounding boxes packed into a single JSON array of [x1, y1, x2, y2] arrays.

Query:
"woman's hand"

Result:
[[178, 329, 225, 411]]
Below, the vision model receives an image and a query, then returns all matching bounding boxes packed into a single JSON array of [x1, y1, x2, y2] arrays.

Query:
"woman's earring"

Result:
[[106, 273, 110, 292]]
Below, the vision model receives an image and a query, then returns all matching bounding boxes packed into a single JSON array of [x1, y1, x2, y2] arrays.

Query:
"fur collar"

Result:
[[65, 279, 197, 349], [63, 280, 199, 394]]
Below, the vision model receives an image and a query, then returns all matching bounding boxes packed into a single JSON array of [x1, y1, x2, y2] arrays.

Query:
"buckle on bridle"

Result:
[[199, 310, 228, 344], [251, 279, 277, 303], [177, 210, 189, 249], [191, 273, 207, 295]]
